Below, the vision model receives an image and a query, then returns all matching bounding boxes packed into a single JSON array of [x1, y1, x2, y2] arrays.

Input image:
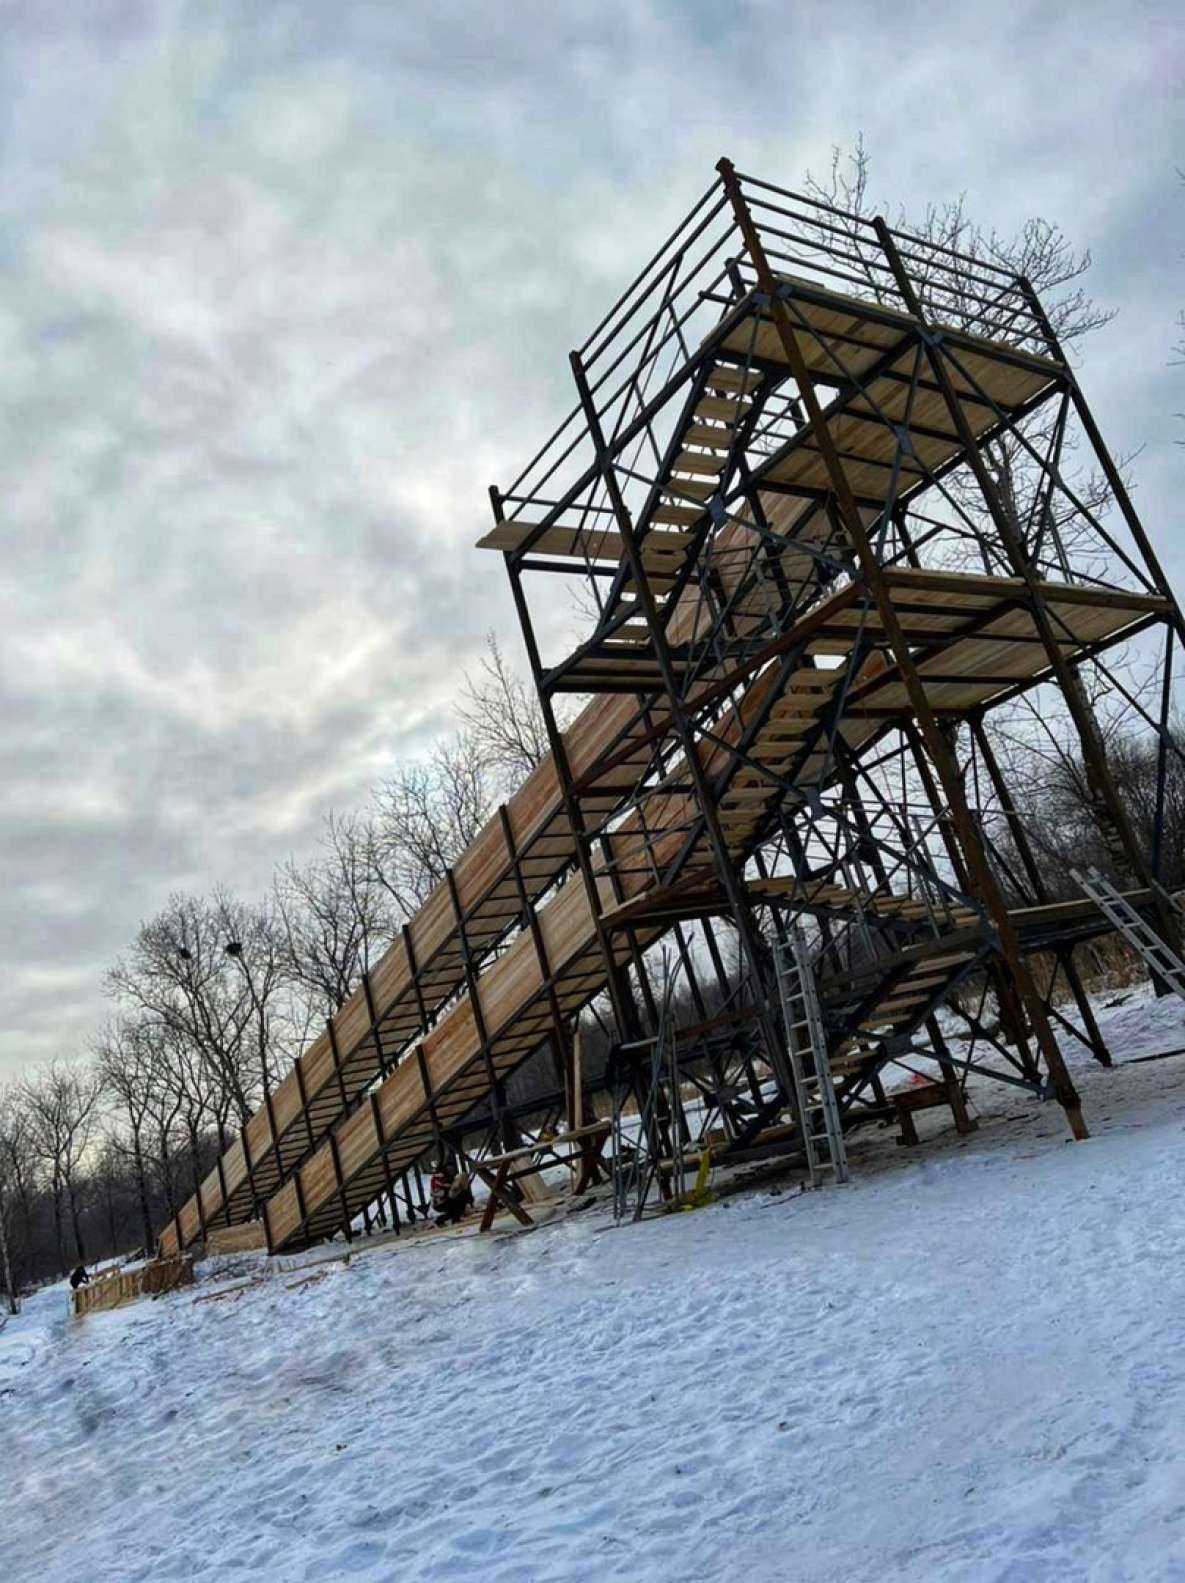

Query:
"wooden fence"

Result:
[[71, 1257, 193, 1318]]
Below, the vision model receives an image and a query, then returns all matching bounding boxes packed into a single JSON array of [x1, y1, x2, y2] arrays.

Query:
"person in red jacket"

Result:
[[430, 1162, 473, 1227]]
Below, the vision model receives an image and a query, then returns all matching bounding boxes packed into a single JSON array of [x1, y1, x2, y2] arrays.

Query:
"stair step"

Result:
[[684, 423, 735, 450], [665, 476, 717, 500], [642, 537, 692, 562], [673, 450, 724, 476], [696, 394, 753, 423], [706, 365, 764, 395], [652, 504, 705, 528]]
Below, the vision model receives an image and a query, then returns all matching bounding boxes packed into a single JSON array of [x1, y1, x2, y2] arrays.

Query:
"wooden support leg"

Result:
[[477, 1165, 534, 1232], [896, 1107, 920, 1147], [573, 1127, 611, 1195], [942, 1064, 979, 1136]]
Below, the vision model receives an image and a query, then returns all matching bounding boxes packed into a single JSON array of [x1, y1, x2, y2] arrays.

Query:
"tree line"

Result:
[[0, 642, 552, 1310]]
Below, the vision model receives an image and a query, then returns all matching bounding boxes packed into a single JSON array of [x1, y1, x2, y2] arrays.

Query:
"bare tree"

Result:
[[218, 891, 294, 1105], [160, 1024, 223, 1221], [0, 1089, 27, 1313], [20, 1061, 104, 1270], [803, 140, 1164, 891], [95, 1017, 161, 1256], [369, 731, 494, 913], [0, 1178, 18, 1314], [804, 138, 1117, 580], [275, 812, 393, 1019], [458, 634, 557, 788], [0, 1088, 38, 1295], [142, 1037, 187, 1226], [805, 137, 1112, 351], [106, 889, 292, 1130], [92, 1135, 131, 1262]]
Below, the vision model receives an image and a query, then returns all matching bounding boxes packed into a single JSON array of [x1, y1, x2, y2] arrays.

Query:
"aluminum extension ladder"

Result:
[[611, 971, 682, 1223], [773, 926, 850, 1186], [1071, 866, 1185, 1002]]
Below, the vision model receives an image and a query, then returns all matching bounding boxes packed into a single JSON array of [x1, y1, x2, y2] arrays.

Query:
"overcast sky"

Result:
[[0, 0, 1180, 1080]]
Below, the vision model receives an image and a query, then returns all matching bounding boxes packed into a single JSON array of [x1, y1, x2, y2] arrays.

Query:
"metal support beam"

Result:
[[569, 345, 792, 1099], [718, 157, 1087, 1137]]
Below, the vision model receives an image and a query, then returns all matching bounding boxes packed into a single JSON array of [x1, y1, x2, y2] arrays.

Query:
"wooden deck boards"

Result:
[[158, 691, 677, 1253]]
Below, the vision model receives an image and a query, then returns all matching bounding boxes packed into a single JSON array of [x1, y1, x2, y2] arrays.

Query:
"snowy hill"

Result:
[[4, 986, 1185, 1582]]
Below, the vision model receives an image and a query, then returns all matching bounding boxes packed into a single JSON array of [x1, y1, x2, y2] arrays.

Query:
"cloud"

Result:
[[0, 0, 1180, 1077]]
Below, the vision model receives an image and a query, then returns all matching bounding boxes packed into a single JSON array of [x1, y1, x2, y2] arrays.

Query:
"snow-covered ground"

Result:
[[4, 985, 1185, 1583]]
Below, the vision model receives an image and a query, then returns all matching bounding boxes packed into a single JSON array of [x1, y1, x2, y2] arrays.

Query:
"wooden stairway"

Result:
[[822, 924, 989, 1084], [260, 625, 855, 1250]]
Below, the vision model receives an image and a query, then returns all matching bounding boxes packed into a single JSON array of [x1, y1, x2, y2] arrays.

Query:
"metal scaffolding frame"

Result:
[[159, 163, 1185, 1258]]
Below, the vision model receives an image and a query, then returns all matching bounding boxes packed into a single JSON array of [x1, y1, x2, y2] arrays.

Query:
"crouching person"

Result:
[[430, 1162, 474, 1227]]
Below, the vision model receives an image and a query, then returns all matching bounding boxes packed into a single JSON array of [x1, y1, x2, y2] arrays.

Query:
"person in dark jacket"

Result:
[[429, 1163, 473, 1227]]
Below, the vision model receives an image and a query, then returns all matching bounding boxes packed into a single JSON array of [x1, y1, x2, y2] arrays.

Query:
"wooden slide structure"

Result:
[[160, 222, 1168, 1258]]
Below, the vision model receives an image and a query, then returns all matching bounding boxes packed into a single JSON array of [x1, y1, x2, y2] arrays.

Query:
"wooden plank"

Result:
[[72, 1258, 193, 1317], [651, 503, 704, 527], [696, 394, 751, 422], [706, 365, 763, 394], [672, 450, 723, 475], [475, 520, 620, 560], [683, 423, 736, 449], [205, 1221, 267, 1256], [665, 476, 716, 499]]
